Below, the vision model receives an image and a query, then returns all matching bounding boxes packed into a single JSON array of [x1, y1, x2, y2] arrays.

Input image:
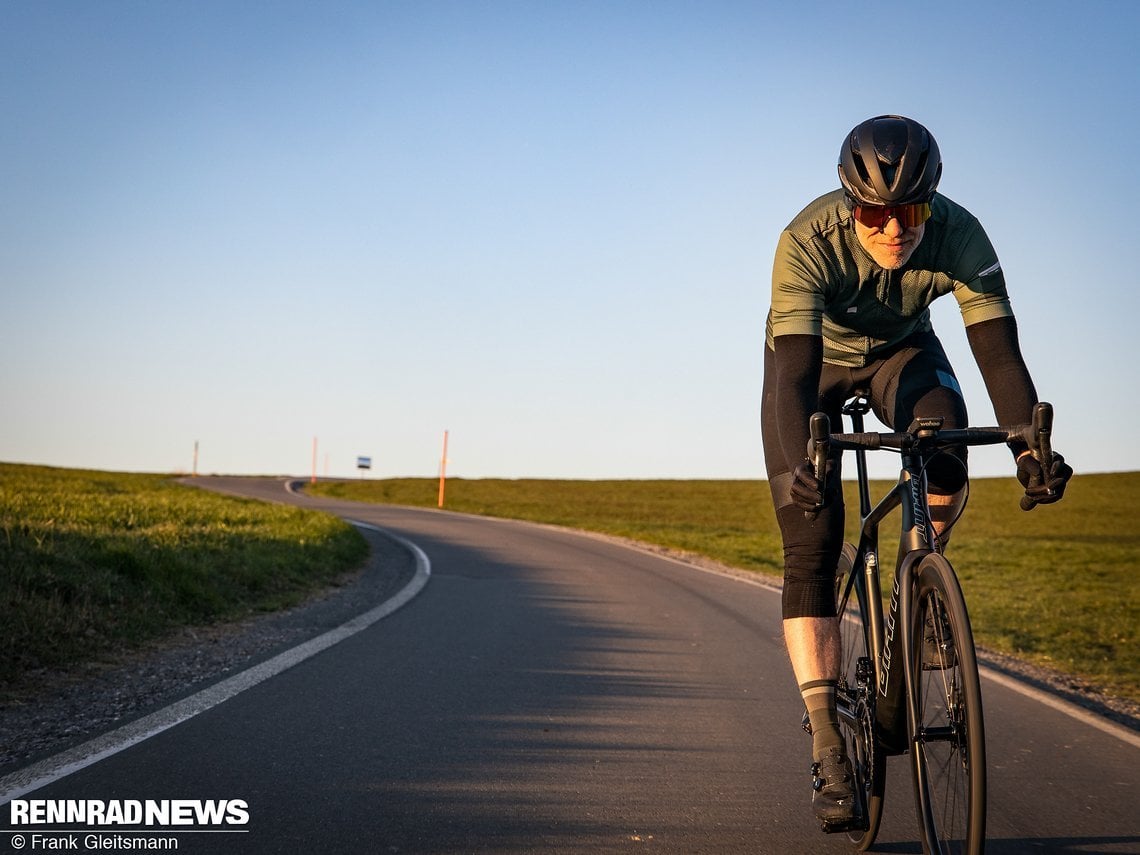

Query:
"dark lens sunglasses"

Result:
[[853, 202, 932, 230]]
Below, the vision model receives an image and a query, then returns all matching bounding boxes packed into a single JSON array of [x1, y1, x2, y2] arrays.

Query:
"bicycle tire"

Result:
[[835, 542, 885, 850], [908, 553, 987, 854]]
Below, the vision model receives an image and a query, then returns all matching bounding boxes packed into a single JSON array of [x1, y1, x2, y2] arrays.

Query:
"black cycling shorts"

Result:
[[762, 331, 968, 619]]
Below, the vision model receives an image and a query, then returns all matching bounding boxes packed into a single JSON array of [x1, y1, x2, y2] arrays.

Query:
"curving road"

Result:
[[2, 478, 1137, 854]]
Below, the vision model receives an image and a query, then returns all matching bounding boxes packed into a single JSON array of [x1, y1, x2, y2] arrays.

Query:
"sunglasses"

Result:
[[852, 202, 932, 230]]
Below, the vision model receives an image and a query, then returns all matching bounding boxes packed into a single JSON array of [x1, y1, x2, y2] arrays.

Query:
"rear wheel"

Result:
[[835, 543, 885, 850], [909, 553, 987, 854]]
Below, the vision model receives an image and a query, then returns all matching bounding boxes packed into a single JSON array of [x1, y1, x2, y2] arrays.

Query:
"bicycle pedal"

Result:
[[819, 813, 868, 835], [922, 656, 958, 671], [921, 643, 958, 670]]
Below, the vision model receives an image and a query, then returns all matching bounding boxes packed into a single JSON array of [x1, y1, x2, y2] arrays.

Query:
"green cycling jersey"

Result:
[[766, 189, 1013, 367]]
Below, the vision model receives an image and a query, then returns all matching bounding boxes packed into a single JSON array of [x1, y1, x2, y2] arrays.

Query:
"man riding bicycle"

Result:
[[760, 115, 1073, 832]]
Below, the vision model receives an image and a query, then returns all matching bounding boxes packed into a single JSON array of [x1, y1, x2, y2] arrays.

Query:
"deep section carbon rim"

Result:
[[910, 553, 987, 854]]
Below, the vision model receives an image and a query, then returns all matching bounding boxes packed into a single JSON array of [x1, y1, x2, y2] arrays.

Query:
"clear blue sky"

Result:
[[2, 1, 1136, 480]]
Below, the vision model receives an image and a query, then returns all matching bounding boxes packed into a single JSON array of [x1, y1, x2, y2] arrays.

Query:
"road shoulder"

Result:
[[0, 525, 416, 775]]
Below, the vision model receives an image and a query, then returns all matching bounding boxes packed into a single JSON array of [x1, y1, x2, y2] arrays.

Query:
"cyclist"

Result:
[[761, 115, 1073, 832]]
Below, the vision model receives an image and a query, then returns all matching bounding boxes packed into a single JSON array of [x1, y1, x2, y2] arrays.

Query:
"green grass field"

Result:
[[0, 463, 367, 688], [310, 472, 1140, 704]]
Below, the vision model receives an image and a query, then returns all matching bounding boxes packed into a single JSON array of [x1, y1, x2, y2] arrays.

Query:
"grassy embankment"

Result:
[[310, 472, 1140, 704], [0, 463, 367, 688]]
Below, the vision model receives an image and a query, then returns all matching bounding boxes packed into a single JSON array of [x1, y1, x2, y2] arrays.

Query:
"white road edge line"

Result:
[[0, 522, 431, 803], [977, 667, 1140, 749]]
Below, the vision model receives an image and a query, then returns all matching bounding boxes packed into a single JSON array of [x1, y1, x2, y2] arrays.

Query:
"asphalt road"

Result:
[[3, 478, 1137, 854]]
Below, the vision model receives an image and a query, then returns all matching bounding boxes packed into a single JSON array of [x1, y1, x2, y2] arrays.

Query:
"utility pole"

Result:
[[437, 430, 449, 508]]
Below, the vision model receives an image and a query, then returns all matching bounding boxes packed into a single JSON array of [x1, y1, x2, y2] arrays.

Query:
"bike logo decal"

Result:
[[879, 574, 901, 698], [910, 477, 929, 544]]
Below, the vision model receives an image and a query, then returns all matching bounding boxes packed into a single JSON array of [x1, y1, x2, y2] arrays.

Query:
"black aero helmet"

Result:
[[838, 115, 942, 206]]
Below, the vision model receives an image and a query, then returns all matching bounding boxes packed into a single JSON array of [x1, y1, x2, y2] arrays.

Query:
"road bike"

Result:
[[807, 397, 1056, 854]]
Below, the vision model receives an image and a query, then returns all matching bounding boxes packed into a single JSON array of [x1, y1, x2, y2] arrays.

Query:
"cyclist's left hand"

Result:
[[790, 458, 839, 514], [1017, 451, 1073, 510]]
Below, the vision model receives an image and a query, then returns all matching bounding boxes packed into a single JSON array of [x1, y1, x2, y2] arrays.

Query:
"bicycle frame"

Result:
[[820, 399, 1050, 851], [833, 396, 938, 748]]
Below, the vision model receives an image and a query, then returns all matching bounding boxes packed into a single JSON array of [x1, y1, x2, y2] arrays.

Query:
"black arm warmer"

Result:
[[771, 334, 824, 468], [965, 316, 1038, 452]]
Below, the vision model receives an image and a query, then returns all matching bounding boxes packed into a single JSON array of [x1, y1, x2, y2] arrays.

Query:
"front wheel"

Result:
[[908, 553, 987, 854]]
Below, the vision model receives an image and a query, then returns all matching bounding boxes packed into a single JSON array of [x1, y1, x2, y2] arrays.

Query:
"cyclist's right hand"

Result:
[[1017, 451, 1073, 510], [791, 458, 838, 514]]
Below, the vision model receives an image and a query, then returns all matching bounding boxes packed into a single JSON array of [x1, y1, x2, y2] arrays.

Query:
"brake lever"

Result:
[[1019, 402, 1056, 510], [1031, 402, 1054, 472], [806, 412, 831, 518]]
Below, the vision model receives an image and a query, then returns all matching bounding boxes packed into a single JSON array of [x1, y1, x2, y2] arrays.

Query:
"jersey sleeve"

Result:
[[951, 220, 1015, 327], [769, 230, 826, 338]]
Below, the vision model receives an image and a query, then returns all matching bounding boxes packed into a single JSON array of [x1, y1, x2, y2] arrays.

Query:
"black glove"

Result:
[[1017, 452, 1073, 511], [790, 458, 839, 514]]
